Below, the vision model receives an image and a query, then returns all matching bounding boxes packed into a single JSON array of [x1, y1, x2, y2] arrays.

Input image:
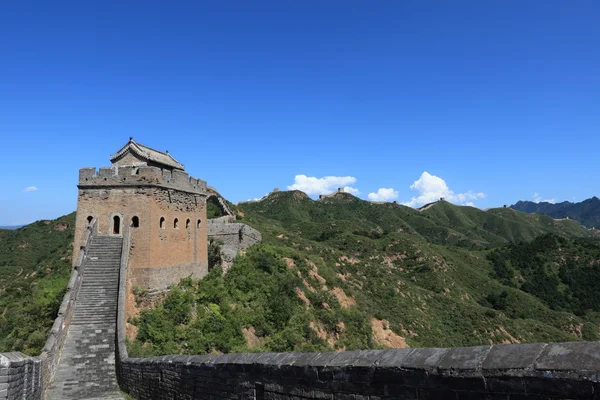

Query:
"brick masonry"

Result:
[[74, 166, 209, 293], [208, 220, 262, 271], [115, 343, 600, 400]]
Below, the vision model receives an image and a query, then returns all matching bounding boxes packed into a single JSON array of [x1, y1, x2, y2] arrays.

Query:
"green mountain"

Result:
[[511, 197, 600, 229], [0, 214, 75, 355], [129, 192, 600, 357]]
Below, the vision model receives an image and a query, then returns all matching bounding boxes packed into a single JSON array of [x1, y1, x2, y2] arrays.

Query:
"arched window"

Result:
[[174, 218, 179, 229], [113, 215, 120, 235], [160, 217, 165, 229], [186, 219, 190, 229], [87, 216, 93, 224], [197, 219, 201, 229], [131, 216, 139, 228]]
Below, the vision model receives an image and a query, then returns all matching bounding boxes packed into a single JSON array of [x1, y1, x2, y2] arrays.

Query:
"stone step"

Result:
[[79, 287, 119, 290], [47, 235, 123, 399], [72, 312, 117, 316], [82, 272, 119, 275]]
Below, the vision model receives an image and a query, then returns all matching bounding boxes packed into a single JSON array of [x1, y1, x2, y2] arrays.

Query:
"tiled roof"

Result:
[[110, 139, 185, 170]]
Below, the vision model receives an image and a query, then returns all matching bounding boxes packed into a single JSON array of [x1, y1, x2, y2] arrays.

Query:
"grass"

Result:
[[0, 213, 75, 355]]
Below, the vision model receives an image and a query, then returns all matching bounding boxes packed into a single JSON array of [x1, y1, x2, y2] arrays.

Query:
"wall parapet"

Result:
[[0, 219, 98, 400], [116, 341, 600, 399], [78, 166, 207, 195], [116, 225, 130, 382], [207, 222, 262, 271]]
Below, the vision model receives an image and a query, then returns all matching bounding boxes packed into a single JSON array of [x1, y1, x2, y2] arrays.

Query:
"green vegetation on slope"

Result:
[[488, 234, 600, 319], [129, 192, 600, 356], [0, 213, 75, 355]]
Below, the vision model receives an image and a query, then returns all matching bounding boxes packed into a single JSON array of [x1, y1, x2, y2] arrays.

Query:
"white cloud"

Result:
[[533, 193, 556, 204], [287, 175, 359, 196], [23, 186, 38, 193], [368, 188, 399, 202], [343, 186, 361, 195], [246, 193, 270, 202], [402, 172, 486, 208]]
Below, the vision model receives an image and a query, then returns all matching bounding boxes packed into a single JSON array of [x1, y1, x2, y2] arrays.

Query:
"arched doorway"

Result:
[[113, 215, 120, 235]]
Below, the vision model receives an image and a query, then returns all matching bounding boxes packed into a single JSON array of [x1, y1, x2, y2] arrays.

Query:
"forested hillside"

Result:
[[129, 191, 600, 356], [0, 213, 75, 355]]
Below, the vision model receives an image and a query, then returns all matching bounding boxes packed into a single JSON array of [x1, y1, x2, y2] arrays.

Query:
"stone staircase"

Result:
[[46, 236, 124, 400]]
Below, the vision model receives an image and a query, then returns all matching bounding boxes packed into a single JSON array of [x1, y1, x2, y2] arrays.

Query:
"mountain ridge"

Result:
[[511, 196, 600, 228]]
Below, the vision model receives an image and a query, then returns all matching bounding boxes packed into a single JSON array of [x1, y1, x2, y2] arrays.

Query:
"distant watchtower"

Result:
[[73, 138, 208, 291]]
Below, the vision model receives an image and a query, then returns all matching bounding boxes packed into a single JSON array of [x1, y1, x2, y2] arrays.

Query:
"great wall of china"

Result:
[[2, 141, 600, 399]]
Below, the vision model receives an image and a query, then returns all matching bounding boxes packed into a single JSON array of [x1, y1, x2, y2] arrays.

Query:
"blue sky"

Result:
[[1, 1, 599, 225]]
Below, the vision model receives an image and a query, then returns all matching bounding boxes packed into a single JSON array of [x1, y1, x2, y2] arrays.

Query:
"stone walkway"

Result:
[[46, 236, 124, 400]]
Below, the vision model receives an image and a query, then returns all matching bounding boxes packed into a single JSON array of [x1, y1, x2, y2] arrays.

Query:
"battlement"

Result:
[[78, 166, 207, 195]]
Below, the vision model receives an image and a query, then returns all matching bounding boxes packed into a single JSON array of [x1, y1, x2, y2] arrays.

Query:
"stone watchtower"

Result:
[[73, 138, 208, 291]]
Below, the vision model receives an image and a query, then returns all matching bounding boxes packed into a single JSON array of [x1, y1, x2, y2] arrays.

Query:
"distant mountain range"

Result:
[[0, 225, 23, 230], [511, 197, 600, 228]]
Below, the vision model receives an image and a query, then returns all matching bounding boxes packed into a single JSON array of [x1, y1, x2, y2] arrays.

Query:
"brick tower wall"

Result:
[[73, 165, 208, 292]]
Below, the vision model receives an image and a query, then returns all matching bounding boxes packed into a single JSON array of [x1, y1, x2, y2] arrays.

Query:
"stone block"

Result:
[[416, 387, 453, 400], [482, 343, 546, 371], [535, 342, 600, 371], [427, 374, 486, 392], [98, 167, 116, 179], [374, 348, 414, 367], [525, 376, 593, 397], [484, 376, 525, 393], [290, 352, 320, 367], [383, 384, 418, 400], [438, 345, 491, 371], [401, 347, 449, 370], [326, 350, 382, 367], [311, 352, 343, 367]]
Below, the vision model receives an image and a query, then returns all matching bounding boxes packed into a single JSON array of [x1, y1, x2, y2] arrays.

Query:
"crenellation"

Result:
[[172, 169, 189, 186], [78, 166, 205, 195], [118, 165, 137, 178], [98, 167, 116, 179], [79, 167, 97, 181], [162, 168, 172, 182], [136, 166, 162, 182]]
